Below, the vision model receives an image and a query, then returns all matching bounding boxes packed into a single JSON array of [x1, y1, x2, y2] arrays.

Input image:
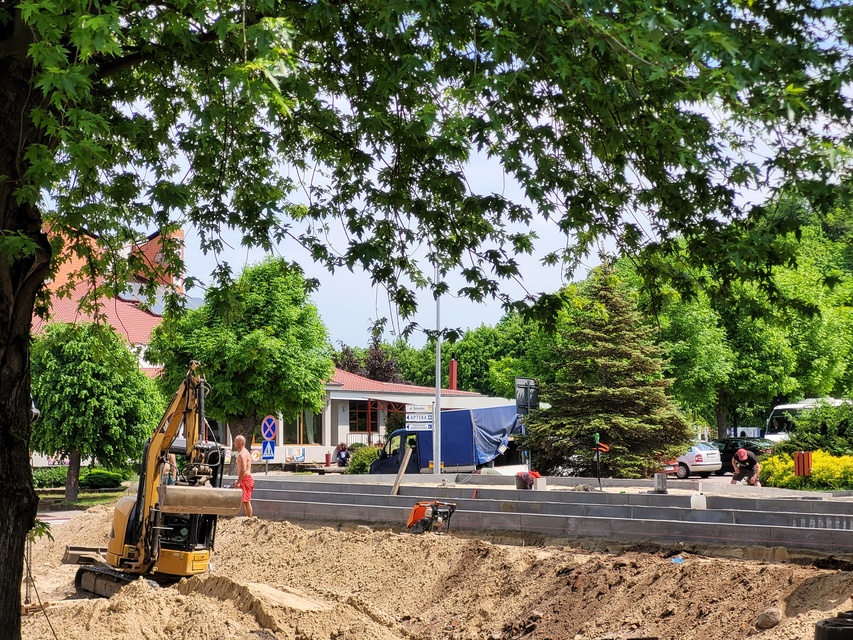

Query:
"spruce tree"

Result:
[[523, 266, 692, 478]]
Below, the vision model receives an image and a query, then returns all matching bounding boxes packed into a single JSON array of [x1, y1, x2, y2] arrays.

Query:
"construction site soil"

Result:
[[21, 504, 853, 640]]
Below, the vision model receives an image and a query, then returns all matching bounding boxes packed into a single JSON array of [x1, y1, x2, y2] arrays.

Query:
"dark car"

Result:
[[711, 438, 775, 475]]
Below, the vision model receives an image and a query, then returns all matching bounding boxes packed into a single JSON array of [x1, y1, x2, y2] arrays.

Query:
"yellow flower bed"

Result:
[[760, 450, 853, 490]]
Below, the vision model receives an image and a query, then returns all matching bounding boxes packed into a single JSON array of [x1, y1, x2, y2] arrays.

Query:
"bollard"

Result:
[[324, 452, 332, 467], [816, 611, 853, 639], [652, 472, 668, 494]]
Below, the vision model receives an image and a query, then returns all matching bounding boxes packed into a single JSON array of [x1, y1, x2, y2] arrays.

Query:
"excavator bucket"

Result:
[[159, 485, 243, 516]]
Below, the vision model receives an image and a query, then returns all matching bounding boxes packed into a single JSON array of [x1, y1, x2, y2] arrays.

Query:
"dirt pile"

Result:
[[21, 506, 853, 639]]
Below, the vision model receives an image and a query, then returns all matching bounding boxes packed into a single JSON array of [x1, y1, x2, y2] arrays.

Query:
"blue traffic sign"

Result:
[[261, 441, 275, 460], [261, 415, 277, 441]]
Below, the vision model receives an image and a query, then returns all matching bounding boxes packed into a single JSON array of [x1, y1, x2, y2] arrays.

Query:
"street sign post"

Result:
[[261, 416, 277, 474]]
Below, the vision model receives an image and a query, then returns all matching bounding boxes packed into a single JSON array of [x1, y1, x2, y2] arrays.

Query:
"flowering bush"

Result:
[[761, 450, 853, 490], [808, 451, 853, 490]]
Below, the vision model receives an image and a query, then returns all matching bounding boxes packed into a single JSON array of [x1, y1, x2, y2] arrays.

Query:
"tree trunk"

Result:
[[715, 388, 729, 440], [65, 449, 82, 503], [0, 25, 54, 640], [227, 415, 258, 475]]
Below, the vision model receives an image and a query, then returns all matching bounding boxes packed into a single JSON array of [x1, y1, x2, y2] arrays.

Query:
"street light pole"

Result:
[[433, 265, 441, 476]]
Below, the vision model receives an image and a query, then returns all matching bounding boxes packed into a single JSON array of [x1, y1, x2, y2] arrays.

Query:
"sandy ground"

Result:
[[20, 503, 853, 640]]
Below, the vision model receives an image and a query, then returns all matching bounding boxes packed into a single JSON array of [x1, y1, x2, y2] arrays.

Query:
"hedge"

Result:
[[760, 450, 853, 491], [32, 466, 124, 489]]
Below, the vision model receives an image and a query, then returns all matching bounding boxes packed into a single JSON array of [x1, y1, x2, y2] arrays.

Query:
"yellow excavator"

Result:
[[69, 362, 242, 597]]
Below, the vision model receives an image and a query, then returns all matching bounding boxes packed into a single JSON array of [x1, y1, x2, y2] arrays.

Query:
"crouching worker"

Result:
[[731, 448, 761, 487]]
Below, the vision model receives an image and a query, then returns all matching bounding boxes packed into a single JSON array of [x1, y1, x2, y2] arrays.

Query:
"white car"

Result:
[[676, 442, 722, 479]]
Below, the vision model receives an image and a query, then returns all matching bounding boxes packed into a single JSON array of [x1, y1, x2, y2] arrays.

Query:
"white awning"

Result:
[[329, 391, 512, 410]]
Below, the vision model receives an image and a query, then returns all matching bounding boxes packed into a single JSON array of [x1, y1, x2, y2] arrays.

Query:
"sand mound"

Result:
[[21, 507, 853, 639]]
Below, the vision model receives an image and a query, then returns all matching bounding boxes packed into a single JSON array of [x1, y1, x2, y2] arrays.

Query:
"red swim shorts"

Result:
[[238, 475, 254, 502]]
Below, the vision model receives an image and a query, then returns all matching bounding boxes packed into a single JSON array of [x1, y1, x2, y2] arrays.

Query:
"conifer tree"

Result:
[[523, 266, 692, 478]]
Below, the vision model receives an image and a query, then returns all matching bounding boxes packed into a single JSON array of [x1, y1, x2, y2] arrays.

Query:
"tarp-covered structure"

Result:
[[414, 405, 523, 469]]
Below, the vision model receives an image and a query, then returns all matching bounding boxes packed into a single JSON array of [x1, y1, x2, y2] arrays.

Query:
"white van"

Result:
[[764, 398, 848, 442]]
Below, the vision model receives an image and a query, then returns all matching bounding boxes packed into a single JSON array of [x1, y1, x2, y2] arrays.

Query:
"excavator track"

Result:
[[75, 565, 160, 598]]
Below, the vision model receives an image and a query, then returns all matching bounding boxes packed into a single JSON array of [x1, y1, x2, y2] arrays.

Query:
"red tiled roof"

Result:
[[31, 287, 163, 345], [330, 368, 480, 396], [129, 229, 185, 289], [45, 229, 183, 292], [35, 228, 181, 346]]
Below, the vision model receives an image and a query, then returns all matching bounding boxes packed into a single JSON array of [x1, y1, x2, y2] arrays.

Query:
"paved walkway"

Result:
[[37, 511, 82, 525]]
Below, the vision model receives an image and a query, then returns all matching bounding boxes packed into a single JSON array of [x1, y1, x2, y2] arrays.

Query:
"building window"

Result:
[[249, 412, 323, 446], [303, 410, 322, 444], [349, 401, 378, 433]]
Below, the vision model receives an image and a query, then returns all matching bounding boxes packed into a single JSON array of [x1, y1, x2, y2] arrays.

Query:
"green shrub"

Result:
[[32, 466, 68, 488], [775, 402, 853, 457], [345, 446, 379, 474], [109, 465, 137, 481], [759, 453, 803, 489], [761, 450, 853, 490], [80, 469, 123, 489]]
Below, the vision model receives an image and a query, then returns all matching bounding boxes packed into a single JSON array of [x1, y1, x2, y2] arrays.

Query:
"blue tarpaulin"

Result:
[[413, 405, 522, 468], [469, 405, 523, 465]]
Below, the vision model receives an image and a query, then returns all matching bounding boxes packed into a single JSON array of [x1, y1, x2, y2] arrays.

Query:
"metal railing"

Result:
[[346, 432, 383, 447]]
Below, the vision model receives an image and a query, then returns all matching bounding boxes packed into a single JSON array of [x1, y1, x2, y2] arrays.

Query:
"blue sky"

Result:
[[183, 154, 591, 348], [184, 216, 582, 349]]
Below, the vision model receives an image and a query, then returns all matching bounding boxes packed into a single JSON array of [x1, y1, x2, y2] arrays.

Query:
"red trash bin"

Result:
[[324, 452, 332, 467]]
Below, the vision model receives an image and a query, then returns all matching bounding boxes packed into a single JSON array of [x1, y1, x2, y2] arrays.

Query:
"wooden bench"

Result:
[[303, 466, 346, 475]]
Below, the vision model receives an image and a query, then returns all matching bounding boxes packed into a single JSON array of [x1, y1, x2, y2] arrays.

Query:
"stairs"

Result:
[[242, 474, 853, 556]]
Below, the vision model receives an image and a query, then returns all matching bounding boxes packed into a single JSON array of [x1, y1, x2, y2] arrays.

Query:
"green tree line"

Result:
[[342, 210, 853, 441]]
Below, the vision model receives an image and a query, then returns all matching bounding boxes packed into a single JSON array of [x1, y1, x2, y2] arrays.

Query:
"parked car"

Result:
[[675, 442, 722, 479], [657, 459, 679, 475], [711, 437, 775, 475]]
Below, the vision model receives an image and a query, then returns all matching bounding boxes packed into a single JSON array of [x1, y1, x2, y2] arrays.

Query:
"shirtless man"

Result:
[[232, 435, 254, 517]]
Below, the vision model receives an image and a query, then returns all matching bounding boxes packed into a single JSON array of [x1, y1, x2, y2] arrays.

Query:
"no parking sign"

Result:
[[261, 415, 277, 441]]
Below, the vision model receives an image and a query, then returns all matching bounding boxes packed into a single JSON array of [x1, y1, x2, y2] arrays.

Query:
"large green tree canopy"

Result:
[[146, 258, 334, 443], [6, 0, 853, 314], [2, 0, 853, 635]]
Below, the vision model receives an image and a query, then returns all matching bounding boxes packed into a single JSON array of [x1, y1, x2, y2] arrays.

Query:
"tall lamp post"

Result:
[[433, 265, 442, 476]]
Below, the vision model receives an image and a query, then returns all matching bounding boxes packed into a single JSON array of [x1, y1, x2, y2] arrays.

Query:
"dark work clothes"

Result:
[[735, 450, 759, 470]]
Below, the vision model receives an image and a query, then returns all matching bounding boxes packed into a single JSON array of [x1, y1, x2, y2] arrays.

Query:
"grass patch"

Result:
[[37, 490, 126, 511]]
